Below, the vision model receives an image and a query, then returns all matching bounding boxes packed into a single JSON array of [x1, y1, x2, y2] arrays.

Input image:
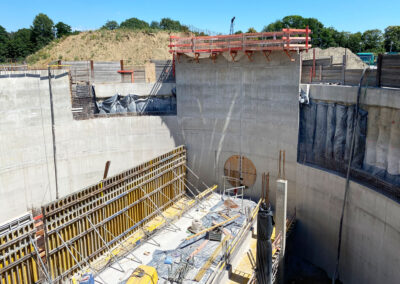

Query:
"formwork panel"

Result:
[[41, 146, 186, 282], [0, 213, 39, 284]]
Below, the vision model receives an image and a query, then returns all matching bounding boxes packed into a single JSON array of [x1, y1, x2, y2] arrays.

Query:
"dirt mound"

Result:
[[302, 47, 367, 69], [27, 30, 185, 68]]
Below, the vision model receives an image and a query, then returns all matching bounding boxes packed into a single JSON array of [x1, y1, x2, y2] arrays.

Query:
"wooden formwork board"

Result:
[[41, 146, 186, 282]]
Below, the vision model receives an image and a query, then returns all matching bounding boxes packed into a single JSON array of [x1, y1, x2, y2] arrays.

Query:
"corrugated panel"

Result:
[[63, 61, 90, 83], [381, 55, 400, 88], [93, 61, 121, 83], [151, 60, 175, 83]]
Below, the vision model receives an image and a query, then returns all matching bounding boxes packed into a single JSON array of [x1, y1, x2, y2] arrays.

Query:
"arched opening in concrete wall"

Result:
[[224, 155, 257, 188]]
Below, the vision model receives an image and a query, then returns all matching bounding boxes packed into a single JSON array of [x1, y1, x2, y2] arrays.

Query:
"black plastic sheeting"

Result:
[[298, 99, 400, 202], [256, 205, 274, 284], [298, 99, 367, 172], [95, 94, 176, 115]]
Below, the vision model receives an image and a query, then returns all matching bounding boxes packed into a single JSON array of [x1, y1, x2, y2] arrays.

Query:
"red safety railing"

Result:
[[169, 27, 311, 55]]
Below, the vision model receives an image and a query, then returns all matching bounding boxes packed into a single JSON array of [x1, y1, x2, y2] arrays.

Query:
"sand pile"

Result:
[[28, 30, 186, 68], [302, 47, 367, 69]]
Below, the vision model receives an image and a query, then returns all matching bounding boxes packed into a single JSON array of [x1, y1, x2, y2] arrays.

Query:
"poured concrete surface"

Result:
[[296, 164, 400, 284], [0, 71, 181, 222], [295, 84, 400, 284], [94, 82, 176, 98], [175, 51, 300, 214]]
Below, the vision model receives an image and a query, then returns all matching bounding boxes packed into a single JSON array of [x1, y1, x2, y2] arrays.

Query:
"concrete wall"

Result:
[[296, 164, 400, 284], [94, 82, 176, 98], [175, 51, 300, 213], [0, 70, 181, 223], [296, 84, 400, 284]]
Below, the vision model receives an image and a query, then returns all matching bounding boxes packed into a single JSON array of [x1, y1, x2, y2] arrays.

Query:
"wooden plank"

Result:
[[194, 234, 230, 282], [185, 214, 240, 241]]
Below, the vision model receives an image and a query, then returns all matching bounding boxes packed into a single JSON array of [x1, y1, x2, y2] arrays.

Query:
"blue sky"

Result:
[[1, 0, 398, 33]]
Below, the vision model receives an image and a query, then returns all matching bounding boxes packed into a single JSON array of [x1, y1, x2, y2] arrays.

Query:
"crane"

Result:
[[230, 17, 235, 35]]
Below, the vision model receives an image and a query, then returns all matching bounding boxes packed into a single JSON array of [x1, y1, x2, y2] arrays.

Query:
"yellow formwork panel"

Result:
[[38, 145, 220, 283], [0, 215, 39, 284], [41, 146, 191, 282]]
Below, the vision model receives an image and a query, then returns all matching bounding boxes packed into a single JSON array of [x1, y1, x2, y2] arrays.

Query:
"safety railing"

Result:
[[169, 28, 311, 54]]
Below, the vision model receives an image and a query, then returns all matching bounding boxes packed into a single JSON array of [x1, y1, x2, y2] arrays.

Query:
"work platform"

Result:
[[169, 28, 311, 63], [1, 146, 281, 284]]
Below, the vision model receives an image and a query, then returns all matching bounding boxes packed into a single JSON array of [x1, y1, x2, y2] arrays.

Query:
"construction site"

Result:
[[0, 21, 400, 284]]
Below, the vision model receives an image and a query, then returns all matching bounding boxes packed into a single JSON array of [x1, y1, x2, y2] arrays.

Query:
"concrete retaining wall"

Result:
[[296, 164, 400, 284], [0, 70, 181, 223], [297, 83, 400, 284], [94, 82, 175, 98], [175, 51, 300, 213]]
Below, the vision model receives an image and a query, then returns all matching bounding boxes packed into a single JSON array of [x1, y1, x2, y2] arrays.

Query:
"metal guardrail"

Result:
[[169, 28, 312, 55]]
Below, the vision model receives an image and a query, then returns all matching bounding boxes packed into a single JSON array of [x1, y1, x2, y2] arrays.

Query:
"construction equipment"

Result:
[[207, 227, 223, 241], [230, 17, 236, 35], [126, 265, 158, 284], [185, 214, 240, 240], [168, 257, 194, 284]]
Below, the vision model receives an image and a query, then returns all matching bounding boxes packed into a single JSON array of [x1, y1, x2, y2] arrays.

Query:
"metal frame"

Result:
[[169, 28, 311, 57], [0, 213, 40, 284], [41, 146, 186, 282]]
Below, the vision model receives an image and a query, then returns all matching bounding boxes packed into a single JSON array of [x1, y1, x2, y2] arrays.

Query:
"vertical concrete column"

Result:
[[276, 179, 287, 255]]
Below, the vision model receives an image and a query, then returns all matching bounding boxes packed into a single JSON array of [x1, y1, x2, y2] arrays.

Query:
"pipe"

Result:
[[332, 67, 369, 284]]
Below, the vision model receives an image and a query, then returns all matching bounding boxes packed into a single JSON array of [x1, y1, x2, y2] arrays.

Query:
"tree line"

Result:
[[0, 14, 399, 63], [101, 17, 191, 33], [0, 13, 77, 63], [259, 16, 399, 54]]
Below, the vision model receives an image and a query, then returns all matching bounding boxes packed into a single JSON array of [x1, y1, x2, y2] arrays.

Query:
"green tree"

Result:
[[7, 28, 33, 60], [347, 32, 363, 53], [55, 22, 71, 38], [384, 26, 400, 52], [31, 13, 54, 50], [120, 17, 149, 30], [319, 27, 339, 48], [150, 21, 160, 29], [362, 29, 384, 52], [234, 30, 243, 34], [263, 20, 284, 32], [159, 18, 182, 31], [101, 20, 119, 30], [247, 27, 257, 33], [0, 25, 9, 62], [333, 31, 350, 48], [262, 16, 326, 48]]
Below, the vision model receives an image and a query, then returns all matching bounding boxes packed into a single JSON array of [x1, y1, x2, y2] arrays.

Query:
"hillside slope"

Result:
[[28, 30, 182, 67]]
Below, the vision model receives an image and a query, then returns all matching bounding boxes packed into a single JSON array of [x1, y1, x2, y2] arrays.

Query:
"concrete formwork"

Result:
[[175, 51, 300, 213]]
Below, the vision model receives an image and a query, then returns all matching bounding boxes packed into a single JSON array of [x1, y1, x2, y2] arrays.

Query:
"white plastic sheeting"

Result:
[[364, 107, 400, 176]]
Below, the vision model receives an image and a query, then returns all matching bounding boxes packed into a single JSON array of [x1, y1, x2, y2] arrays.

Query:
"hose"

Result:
[[332, 68, 369, 284]]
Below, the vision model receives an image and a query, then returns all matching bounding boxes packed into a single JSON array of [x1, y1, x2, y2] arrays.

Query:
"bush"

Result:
[[120, 18, 149, 30]]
